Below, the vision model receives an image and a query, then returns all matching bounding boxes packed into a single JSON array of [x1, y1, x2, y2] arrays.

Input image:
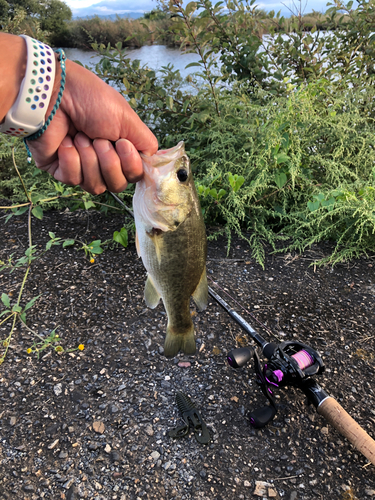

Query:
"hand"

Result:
[[26, 59, 158, 194]]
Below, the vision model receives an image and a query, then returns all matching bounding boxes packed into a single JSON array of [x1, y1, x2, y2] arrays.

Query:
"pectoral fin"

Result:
[[144, 274, 161, 309], [146, 229, 163, 265], [135, 230, 141, 258], [192, 268, 208, 312]]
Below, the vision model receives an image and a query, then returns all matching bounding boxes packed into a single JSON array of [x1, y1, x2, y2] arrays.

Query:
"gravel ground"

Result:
[[0, 208, 374, 500]]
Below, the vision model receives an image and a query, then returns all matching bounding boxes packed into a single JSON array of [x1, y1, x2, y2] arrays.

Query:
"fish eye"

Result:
[[177, 169, 188, 182]]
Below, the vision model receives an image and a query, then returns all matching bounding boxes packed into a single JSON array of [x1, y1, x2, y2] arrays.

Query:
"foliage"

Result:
[[1, 0, 375, 268], [0, 0, 72, 43]]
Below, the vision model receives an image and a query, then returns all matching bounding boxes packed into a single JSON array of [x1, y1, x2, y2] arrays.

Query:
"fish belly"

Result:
[[138, 207, 207, 357]]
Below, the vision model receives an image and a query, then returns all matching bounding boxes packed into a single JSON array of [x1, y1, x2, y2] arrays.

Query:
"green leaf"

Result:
[[24, 295, 41, 312], [84, 200, 95, 210], [275, 172, 287, 189], [90, 246, 103, 255], [49, 232, 56, 239], [307, 200, 320, 212], [32, 206, 43, 220], [275, 153, 290, 164], [166, 96, 174, 110], [20, 312, 26, 324], [14, 206, 29, 216], [113, 228, 128, 248], [12, 305, 22, 313], [185, 62, 202, 69], [234, 176, 245, 192], [31, 192, 43, 203], [1, 293, 10, 308], [63, 239, 75, 247]]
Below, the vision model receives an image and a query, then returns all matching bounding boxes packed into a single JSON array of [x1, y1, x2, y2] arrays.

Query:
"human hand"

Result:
[[26, 59, 158, 195]]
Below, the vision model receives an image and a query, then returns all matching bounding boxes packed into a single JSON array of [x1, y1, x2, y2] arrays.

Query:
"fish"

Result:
[[133, 141, 207, 357]]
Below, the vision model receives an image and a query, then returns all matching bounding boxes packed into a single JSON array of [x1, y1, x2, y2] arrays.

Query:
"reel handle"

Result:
[[227, 347, 254, 368], [249, 405, 277, 429]]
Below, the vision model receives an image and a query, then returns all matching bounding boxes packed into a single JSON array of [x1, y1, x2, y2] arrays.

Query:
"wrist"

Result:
[[0, 34, 27, 123], [0, 35, 57, 137]]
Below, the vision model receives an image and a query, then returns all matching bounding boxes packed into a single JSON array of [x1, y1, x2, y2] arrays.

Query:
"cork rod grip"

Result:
[[317, 397, 375, 465]]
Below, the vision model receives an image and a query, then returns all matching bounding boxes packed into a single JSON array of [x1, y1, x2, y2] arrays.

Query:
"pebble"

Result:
[[253, 481, 272, 496], [144, 424, 154, 436], [150, 451, 160, 460], [92, 421, 105, 434], [54, 383, 63, 396], [104, 444, 111, 453], [48, 439, 59, 450]]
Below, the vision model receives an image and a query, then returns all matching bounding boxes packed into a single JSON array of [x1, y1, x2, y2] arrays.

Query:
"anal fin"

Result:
[[144, 274, 161, 309]]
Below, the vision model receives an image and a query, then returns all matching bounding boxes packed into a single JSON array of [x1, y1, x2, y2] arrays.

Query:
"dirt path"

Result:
[[0, 208, 374, 500]]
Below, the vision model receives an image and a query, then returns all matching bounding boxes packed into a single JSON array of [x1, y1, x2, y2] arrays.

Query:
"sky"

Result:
[[63, 0, 343, 19]]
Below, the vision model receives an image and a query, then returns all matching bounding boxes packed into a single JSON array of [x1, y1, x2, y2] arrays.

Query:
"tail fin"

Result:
[[164, 324, 196, 358]]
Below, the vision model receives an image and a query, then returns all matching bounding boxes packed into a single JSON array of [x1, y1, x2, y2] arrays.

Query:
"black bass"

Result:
[[133, 141, 207, 357]]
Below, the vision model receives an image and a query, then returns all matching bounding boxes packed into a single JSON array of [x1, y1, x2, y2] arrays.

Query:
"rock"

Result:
[[66, 485, 78, 500], [365, 490, 375, 497], [54, 383, 63, 396], [9, 416, 17, 426], [144, 424, 154, 436], [63, 478, 75, 489], [268, 487, 278, 497], [110, 451, 121, 462], [178, 361, 191, 368], [92, 421, 105, 434], [321, 427, 329, 435], [253, 481, 272, 496], [109, 404, 119, 414], [150, 451, 160, 461], [48, 439, 59, 450], [104, 444, 111, 453], [289, 492, 298, 500], [22, 484, 34, 492]]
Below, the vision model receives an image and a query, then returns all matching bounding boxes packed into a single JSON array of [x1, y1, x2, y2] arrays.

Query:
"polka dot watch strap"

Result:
[[0, 35, 56, 137]]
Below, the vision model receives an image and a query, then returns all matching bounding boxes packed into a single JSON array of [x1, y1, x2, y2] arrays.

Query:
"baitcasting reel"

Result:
[[227, 340, 325, 428]]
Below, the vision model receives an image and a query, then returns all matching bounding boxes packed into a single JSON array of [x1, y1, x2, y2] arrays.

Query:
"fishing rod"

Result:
[[110, 192, 375, 465], [208, 285, 375, 466]]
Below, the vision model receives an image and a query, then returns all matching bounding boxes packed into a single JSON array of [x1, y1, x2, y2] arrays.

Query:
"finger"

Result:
[[93, 139, 128, 193], [116, 138, 144, 183], [53, 136, 83, 186], [122, 114, 158, 157], [74, 132, 106, 195]]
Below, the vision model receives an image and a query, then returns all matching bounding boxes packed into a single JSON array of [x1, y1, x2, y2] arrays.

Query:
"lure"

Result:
[[168, 392, 210, 444]]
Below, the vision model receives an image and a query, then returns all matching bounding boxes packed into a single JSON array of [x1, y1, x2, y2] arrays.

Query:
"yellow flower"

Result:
[[78, 344, 84, 351], [90, 257, 95, 263], [55, 346, 64, 353], [26, 348, 32, 354]]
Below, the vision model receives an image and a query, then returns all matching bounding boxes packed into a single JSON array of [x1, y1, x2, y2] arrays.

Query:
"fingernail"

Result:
[[94, 139, 111, 154], [75, 133, 91, 148], [61, 136, 73, 147], [116, 139, 133, 156]]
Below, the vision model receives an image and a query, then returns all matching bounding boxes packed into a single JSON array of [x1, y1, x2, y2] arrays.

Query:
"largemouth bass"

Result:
[[133, 141, 207, 357]]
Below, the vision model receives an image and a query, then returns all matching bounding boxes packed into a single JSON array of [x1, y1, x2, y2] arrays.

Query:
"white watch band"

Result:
[[0, 35, 56, 138]]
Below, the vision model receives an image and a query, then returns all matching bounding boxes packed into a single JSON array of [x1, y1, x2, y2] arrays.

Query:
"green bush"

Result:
[[1, 0, 375, 266]]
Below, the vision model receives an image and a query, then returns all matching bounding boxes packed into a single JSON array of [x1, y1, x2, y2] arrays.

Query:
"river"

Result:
[[63, 45, 203, 78]]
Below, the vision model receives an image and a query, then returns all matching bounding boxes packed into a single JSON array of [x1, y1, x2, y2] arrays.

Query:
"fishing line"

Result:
[[207, 276, 280, 341]]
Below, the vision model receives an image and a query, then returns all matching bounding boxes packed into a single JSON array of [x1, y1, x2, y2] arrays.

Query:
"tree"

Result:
[[1, 0, 72, 44]]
